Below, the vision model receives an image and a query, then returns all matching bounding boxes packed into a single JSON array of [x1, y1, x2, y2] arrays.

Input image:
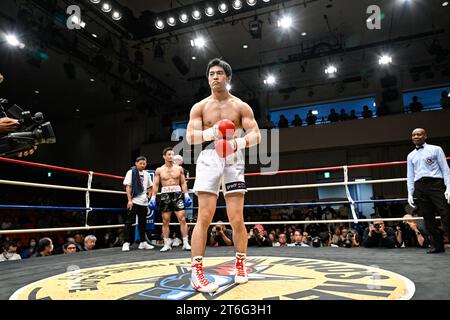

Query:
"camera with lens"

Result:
[[374, 223, 381, 230], [312, 236, 322, 247], [216, 225, 222, 232], [253, 228, 260, 235], [343, 238, 352, 248], [0, 101, 56, 157]]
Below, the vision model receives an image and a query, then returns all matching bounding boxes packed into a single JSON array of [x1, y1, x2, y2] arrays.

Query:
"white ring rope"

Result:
[[85, 171, 93, 227], [343, 165, 358, 223], [0, 217, 440, 234]]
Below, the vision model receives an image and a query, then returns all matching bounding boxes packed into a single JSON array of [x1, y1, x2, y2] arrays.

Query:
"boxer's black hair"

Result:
[[162, 147, 173, 155], [206, 58, 232, 79], [135, 156, 147, 162]]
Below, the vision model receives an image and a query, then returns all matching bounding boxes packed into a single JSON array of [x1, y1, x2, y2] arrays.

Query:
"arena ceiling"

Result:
[[0, 0, 448, 121]]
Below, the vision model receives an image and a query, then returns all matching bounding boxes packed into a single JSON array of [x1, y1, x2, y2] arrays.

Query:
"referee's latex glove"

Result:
[[445, 188, 450, 204], [407, 194, 416, 209]]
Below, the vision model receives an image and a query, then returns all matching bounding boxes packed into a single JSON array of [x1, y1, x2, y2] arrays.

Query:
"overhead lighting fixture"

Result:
[[243, 44, 248, 49], [34, 90, 40, 94], [301, 32, 307, 36], [264, 75, 276, 85], [192, 9, 202, 20], [167, 16, 176, 26], [112, 11, 122, 21], [277, 16, 293, 29], [101, 3, 112, 13], [325, 65, 337, 74], [126, 100, 131, 103], [192, 56, 197, 60], [232, 0, 243, 10], [379, 55, 393, 65], [218, 3, 229, 13], [247, 0, 257, 6], [4, 34, 25, 48], [92, 33, 98, 38], [442, 1, 449, 6], [190, 37, 206, 48], [90, 78, 95, 82], [90, 0, 101, 3], [155, 19, 164, 29], [179, 13, 189, 23], [205, 6, 215, 17], [262, 0, 271, 2], [312, 110, 318, 115]]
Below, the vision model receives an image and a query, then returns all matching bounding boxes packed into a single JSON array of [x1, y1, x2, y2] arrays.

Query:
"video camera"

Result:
[[0, 100, 56, 157]]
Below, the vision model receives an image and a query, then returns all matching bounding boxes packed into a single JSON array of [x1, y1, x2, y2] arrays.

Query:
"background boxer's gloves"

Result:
[[445, 188, 450, 204], [148, 196, 157, 210], [184, 193, 192, 207], [407, 194, 416, 208], [215, 137, 247, 158], [202, 119, 236, 141]]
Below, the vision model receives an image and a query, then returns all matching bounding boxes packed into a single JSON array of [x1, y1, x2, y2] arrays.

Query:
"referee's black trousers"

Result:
[[414, 177, 450, 249]]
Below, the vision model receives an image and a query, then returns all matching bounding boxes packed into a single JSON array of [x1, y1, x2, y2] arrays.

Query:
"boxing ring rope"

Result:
[[0, 157, 448, 235]]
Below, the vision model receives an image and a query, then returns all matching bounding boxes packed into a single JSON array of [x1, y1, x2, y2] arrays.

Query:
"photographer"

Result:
[[247, 225, 273, 247], [362, 219, 396, 248], [340, 228, 360, 248], [395, 214, 430, 248], [209, 221, 233, 247]]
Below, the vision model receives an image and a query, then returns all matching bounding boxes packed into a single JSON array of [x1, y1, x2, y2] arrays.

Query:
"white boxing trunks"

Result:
[[193, 148, 246, 196]]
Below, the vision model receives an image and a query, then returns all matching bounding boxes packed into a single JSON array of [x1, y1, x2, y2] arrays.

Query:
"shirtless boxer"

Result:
[[186, 58, 261, 293], [149, 147, 192, 252]]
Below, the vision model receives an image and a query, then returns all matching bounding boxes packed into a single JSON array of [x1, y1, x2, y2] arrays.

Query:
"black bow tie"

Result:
[[416, 145, 424, 150]]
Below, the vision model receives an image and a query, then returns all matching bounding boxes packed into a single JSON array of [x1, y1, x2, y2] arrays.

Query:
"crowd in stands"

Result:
[[261, 90, 450, 129]]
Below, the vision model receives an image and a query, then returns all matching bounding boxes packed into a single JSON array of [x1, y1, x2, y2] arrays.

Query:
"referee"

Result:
[[407, 128, 450, 253]]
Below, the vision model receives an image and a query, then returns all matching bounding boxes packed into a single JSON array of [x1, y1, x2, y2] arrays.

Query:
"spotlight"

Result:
[[232, 0, 243, 10], [243, 44, 248, 49], [90, 78, 95, 82], [192, 56, 197, 60], [192, 9, 202, 20], [247, 0, 257, 6], [277, 16, 293, 29], [101, 3, 112, 13], [262, 0, 271, 2], [325, 65, 337, 74], [218, 3, 229, 13], [205, 6, 215, 17], [179, 13, 189, 23], [443, 2, 449, 6], [4, 34, 25, 48], [155, 19, 164, 29], [90, 0, 101, 3], [190, 37, 206, 48], [264, 75, 276, 85], [92, 33, 98, 38], [112, 11, 122, 21], [379, 55, 392, 65], [301, 32, 307, 36], [167, 16, 176, 26]]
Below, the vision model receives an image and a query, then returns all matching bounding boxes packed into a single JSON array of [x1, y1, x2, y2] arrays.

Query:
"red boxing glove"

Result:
[[217, 119, 236, 139], [215, 137, 247, 158]]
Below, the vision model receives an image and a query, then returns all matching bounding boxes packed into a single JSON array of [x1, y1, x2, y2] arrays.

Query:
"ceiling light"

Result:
[[112, 11, 122, 21], [232, 0, 243, 10], [167, 16, 176, 26], [192, 9, 202, 20], [247, 0, 257, 6], [243, 44, 248, 49], [34, 90, 40, 94], [90, 0, 101, 3], [179, 13, 189, 23], [378, 55, 393, 65], [92, 33, 98, 38], [325, 65, 337, 74], [264, 75, 276, 85], [277, 16, 293, 29], [190, 37, 206, 48], [90, 78, 95, 82], [205, 6, 215, 17], [218, 3, 229, 13], [101, 3, 112, 13], [442, 1, 449, 6], [155, 19, 164, 29], [301, 32, 307, 36], [192, 56, 197, 60]]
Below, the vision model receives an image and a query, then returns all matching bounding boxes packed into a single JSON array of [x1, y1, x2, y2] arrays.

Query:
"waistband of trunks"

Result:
[[161, 185, 182, 193]]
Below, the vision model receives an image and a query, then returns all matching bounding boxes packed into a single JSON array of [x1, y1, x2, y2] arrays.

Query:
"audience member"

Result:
[[349, 109, 358, 120], [409, 96, 423, 112], [395, 214, 430, 248], [209, 221, 233, 247], [306, 110, 317, 125], [0, 241, 21, 262], [440, 90, 450, 109], [278, 114, 289, 128], [362, 105, 373, 118], [21, 238, 37, 258], [328, 108, 340, 122], [83, 235, 97, 251], [63, 242, 77, 254], [262, 115, 276, 129], [287, 230, 309, 247], [291, 114, 303, 127], [34, 237, 54, 257], [248, 225, 273, 247], [339, 109, 349, 121]]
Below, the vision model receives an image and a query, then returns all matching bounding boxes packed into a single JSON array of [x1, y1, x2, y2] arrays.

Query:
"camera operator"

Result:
[[247, 225, 273, 247], [395, 214, 430, 248], [362, 219, 396, 248], [0, 73, 37, 157], [209, 221, 233, 247]]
